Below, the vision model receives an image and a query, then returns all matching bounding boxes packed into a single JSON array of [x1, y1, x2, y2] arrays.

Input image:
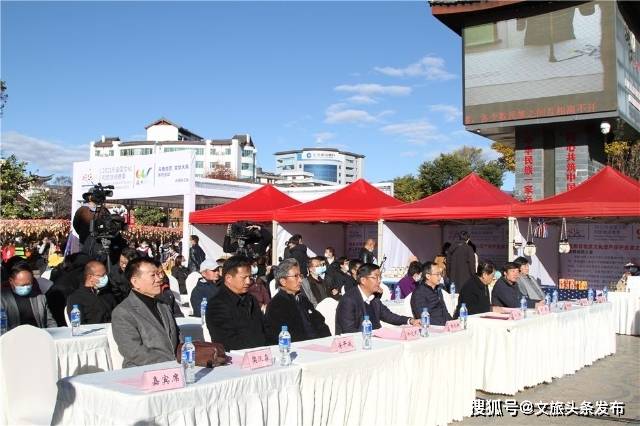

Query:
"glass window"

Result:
[[209, 162, 215, 169], [210, 149, 217, 155], [225, 162, 231, 168], [224, 148, 231, 155], [303, 164, 338, 182], [242, 149, 253, 157], [195, 161, 204, 169], [195, 148, 204, 156], [241, 163, 251, 170]]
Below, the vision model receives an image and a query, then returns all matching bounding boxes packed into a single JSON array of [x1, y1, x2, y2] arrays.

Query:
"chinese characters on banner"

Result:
[[565, 132, 577, 190], [523, 139, 535, 203], [465, 102, 598, 125]]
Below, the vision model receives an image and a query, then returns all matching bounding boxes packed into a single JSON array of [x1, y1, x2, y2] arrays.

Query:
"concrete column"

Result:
[[182, 192, 196, 260]]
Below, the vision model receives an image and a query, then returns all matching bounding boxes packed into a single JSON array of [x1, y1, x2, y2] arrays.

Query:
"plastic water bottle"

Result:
[[552, 289, 559, 311], [70, 304, 82, 336], [181, 336, 195, 384], [362, 315, 373, 350], [587, 288, 594, 304], [394, 284, 402, 303], [200, 297, 208, 323], [520, 296, 527, 317], [0, 308, 7, 335], [278, 325, 291, 366], [544, 293, 551, 307], [450, 282, 456, 305], [420, 308, 430, 337], [603, 286, 609, 302], [459, 303, 468, 329]]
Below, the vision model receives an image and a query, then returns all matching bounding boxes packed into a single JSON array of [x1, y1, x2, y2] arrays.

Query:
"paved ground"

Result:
[[459, 335, 640, 425]]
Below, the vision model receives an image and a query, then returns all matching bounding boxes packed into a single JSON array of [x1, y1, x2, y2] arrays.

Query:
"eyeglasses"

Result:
[[427, 271, 442, 276], [285, 274, 302, 279], [365, 275, 382, 281]]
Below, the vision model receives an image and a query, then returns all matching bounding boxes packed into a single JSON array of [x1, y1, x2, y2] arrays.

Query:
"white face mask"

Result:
[[96, 275, 109, 288], [251, 265, 259, 276]]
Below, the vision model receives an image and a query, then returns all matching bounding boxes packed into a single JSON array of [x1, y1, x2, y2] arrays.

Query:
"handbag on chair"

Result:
[[175, 341, 230, 368]]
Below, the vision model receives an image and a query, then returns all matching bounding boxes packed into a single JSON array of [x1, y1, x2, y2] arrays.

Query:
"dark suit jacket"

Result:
[[205, 284, 266, 351], [66, 285, 118, 324], [454, 275, 491, 318], [491, 277, 520, 308], [264, 290, 331, 344], [446, 242, 475, 292], [335, 286, 410, 334], [410, 283, 452, 326], [111, 291, 180, 368]]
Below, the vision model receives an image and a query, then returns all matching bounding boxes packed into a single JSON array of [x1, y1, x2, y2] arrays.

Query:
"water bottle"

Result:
[[70, 304, 82, 336], [603, 286, 609, 302], [200, 297, 208, 323], [362, 315, 373, 350], [520, 296, 527, 317], [587, 288, 594, 304], [181, 336, 196, 384], [0, 308, 7, 335], [450, 282, 456, 305], [459, 303, 468, 330], [420, 308, 430, 337], [544, 293, 551, 307], [278, 325, 291, 366], [552, 289, 559, 311], [394, 284, 402, 303]]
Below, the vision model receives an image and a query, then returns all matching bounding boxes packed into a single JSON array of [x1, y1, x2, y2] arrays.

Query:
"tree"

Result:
[[205, 165, 236, 181], [491, 142, 515, 172], [0, 80, 7, 117], [47, 176, 73, 218], [476, 160, 505, 188], [0, 154, 41, 218], [133, 206, 167, 226], [605, 139, 640, 180], [393, 175, 423, 202]]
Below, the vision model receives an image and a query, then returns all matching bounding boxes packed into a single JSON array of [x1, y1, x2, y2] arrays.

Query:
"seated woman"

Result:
[[1, 262, 57, 330], [454, 260, 497, 318]]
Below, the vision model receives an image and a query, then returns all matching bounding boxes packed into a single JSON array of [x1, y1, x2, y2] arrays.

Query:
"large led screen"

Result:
[[463, 1, 617, 125]]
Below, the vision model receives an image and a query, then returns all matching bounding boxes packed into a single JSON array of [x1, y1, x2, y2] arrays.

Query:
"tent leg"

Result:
[[271, 220, 279, 266], [182, 193, 196, 260], [377, 219, 384, 265], [507, 216, 516, 262]]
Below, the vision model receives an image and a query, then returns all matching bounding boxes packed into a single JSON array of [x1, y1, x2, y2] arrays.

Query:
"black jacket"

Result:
[[205, 284, 266, 351], [264, 290, 331, 344], [190, 279, 220, 317], [454, 275, 491, 318], [171, 265, 190, 294], [285, 244, 309, 276], [491, 277, 520, 308], [307, 274, 327, 303], [446, 242, 476, 292], [108, 267, 131, 303], [324, 264, 350, 299], [188, 244, 206, 273], [359, 248, 376, 264], [335, 286, 410, 334], [410, 283, 452, 326], [46, 253, 91, 326], [66, 285, 118, 324]]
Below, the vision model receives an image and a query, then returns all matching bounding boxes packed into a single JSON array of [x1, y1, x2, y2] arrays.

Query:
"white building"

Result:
[[90, 118, 257, 180], [273, 148, 364, 185]]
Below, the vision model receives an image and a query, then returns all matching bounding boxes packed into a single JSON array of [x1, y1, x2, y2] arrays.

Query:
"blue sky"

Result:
[[1, 1, 514, 189]]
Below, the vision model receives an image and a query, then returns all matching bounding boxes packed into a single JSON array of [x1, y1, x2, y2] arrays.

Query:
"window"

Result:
[[195, 148, 204, 156], [195, 161, 204, 169], [241, 163, 251, 170], [303, 164, 338, 182], [210, 149, 217, 155], [225, 162, 231, 168], [120, 148, 153, 156], [242, 149, 253, 157], [224, 148, 231, 155], [209, 162, 215, 169]]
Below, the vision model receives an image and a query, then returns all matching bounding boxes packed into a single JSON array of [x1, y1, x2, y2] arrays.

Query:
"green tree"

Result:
[[0, 80, 7, 117], [491, 142, 515, 172], [605, 139, 640, 180], [0, 154, 40, 218], [392, 175, 423, 202], [134, 206, 167, 226], [476, 160, 505, 188]]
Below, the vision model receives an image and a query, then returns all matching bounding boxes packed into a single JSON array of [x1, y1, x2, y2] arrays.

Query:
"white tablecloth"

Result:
[[468, 302, 616, 395], [608, 292, 640, 335], [383, 293, 459, 318], [46, 326, 112, 379], [52, 360, 302, 426]]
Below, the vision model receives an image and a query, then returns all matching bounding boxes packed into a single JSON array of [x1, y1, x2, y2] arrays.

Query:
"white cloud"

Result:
[[429, 104, 462, 122], [347, 95, 377, 105], [400, 151, 418, 158], [375, 55, 456, 81], [314, 132, 335, 144], [1, 131, 88, 175], [334, 83, 412, 97], [379, 119, 444, 145], [325, 103, 377, 124]]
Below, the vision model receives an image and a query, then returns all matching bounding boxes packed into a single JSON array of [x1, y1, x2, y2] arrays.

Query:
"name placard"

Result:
[[241, 348, 273, 370], [595, 295, 606, 303], [444, 320, 462, 332], [536, 305, 550, 315], [142, 367, 185, 392], [400, 326, 420, 340], [330, 336, 356, 352], [579, 298, 590, 306]]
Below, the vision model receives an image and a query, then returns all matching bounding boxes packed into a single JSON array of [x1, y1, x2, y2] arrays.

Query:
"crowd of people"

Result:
[[1, 229, 637, 370]]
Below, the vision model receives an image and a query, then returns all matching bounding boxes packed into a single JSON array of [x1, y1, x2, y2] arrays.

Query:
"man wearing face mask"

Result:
[[305, 257, 328, 303], [324, 256, 350, 299], [397, 261, 422, 299], [1, 262, 57, 330], [66, 260, 118, 324]]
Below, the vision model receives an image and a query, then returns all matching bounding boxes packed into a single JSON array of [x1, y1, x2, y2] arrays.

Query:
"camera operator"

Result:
[[223, 222, 272, 258]]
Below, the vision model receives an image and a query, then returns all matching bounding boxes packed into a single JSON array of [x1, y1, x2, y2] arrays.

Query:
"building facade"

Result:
[[90, 118, 257, 180], [273, 148, 364, 185]]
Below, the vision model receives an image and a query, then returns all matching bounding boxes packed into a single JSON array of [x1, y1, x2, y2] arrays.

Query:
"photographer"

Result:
[[223, 222, 272, 259]]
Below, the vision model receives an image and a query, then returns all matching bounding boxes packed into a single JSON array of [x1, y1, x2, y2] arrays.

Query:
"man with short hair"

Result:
[[283, 234, 309, 276], [304, 257, 327, 303], [188, 235, 206, 273], [67, 260, 118, 324], [111, 258, 180, 368], [359, 239, 377, 264], [345, 259, 362, 292], [190, 259, 221, 317], [513, 256, 545, 308], [491, 262, 522, 308], [205, 255, 266, 350], [410, 262, 452, 325], [335, 263, 420, 334], [264, 258, 331, 344], [325, 256, 351, 298]]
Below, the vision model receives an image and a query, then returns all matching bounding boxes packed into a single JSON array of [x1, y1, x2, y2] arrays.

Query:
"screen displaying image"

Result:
[[463, 1, 617, 125]]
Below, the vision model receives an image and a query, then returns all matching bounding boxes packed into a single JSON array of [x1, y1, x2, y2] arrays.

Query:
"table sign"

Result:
[[119, 367, 185, 392], [330, 336, 356, 352], [536, 305, 550, 315], [400, 326, 420, 340], [596, 295, 605, 303], [444, 320, 462, 332], [241, 348, 273, 370], [579, 298, 590, 306]]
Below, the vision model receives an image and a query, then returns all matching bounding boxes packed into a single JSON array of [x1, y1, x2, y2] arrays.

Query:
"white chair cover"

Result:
[[380, 284, 391, 302], [0, 325, 58, 426], [41, 269, 52, 280], [168, 275, 181, 302], [185, 272, 201, 306], [403, 294, 414, 317], [269, 279, 277, 297], [203, 322, 212, 342], [64, 305, 71, 327], [106, 324, 124, 370], [315, 298, 338, 336], [37, 277, 53, 294]]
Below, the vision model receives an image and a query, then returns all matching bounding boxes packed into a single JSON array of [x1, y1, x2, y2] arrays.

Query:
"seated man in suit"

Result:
[[111, 258, 179, 368], [410, 261, 452, 326], [264, 258, 331, 344], [66, 260, 118, 324], [205, 255, 266, 351], [491, 262, 522, 309], [1, 262, 57, 330], [335, 263, 420, 334]]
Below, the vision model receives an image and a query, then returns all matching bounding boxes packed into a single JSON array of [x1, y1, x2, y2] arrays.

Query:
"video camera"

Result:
[[82, 183, 114, 205], [229, 221, 262, 242], [225, 221, 271, 258]]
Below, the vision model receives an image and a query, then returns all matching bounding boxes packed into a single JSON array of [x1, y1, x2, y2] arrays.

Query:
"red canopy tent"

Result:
[[274, 179, 403, 223], [381, 173, 520, 221], [511, 166, 640, 218], [189, 185, 300, 224]]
